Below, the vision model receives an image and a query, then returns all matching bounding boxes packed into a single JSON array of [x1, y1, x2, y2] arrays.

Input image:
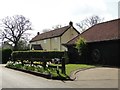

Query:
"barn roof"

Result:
[[66, 18, 120, 45]]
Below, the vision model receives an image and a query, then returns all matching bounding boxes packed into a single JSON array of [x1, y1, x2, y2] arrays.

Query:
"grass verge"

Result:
[[66, 64, 95, 75]]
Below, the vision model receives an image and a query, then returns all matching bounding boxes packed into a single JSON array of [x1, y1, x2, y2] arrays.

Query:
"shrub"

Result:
[[11, 50, 66, 63], [2, 49, 12, 64], [75, 37, 86, 55]]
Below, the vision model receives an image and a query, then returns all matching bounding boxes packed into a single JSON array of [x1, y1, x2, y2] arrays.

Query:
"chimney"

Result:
[[69, 21, 73, 26], [37, 32, 40, 35]]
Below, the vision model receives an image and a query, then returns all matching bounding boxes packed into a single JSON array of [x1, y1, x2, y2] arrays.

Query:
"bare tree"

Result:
[[0, 15, 32, 50], [17, 39, 30, 50], [76, 15, 104, 32], [52, 24, 62, 29], [42, 24, 62, 33]]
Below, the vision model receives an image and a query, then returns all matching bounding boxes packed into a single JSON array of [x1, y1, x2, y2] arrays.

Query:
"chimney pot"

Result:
[[69, 21, 73, 26], [37, 32, 40, 35]]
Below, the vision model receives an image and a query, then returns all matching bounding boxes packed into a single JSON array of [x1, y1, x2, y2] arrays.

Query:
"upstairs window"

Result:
[[54, 38, 58, 42], [44, 40, 47, 43]]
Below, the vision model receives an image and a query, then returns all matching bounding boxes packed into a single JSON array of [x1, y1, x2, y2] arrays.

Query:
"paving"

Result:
[[0, 64, 119, 88], [74, 67, 119, 88], [0, 64, 2, 89]]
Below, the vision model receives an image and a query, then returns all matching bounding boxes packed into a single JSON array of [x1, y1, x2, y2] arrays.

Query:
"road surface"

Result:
[[0, 64, 118, 88]]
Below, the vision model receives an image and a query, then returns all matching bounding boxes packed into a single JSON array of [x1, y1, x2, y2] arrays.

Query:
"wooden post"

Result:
[[61, 57, 66, 74], [31, 60, 33, 66], [43, 61, 46, 69], [43, 57, 46, 69], [21, 60, 24, 66]]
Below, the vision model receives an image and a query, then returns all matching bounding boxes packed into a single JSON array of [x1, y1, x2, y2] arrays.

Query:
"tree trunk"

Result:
[[13, 42, 18, 51]]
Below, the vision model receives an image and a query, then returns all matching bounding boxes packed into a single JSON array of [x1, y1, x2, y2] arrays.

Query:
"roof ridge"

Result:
[[30, 25, 71, 42], [65, 18, 119, 45], [95, 18, 119, 25], [40, 25, 70, 35], [79, 18, 120, 36]]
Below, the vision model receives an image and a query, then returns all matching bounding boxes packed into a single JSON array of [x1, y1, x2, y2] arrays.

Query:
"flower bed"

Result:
[[6, 62, 70, 80]]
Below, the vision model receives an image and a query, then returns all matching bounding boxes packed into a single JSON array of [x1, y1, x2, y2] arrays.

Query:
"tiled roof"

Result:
[[66, 18, 120, 45], [30, 25, 72, 42]]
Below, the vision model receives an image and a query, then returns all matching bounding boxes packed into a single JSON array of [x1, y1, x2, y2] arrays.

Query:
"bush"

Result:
[[12, 50, 65, 62], [75, 37, 86, 55], [1, 49, 12, 64]]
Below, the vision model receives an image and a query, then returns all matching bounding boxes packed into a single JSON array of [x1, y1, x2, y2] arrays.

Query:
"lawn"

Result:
[[48, 63, 95, 76], [66, 64, 95, 75]]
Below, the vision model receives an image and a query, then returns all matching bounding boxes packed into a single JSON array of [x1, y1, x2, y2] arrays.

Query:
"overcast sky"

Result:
[[0, 0, 119, 38]]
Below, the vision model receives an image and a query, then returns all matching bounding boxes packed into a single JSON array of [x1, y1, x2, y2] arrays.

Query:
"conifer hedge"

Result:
[[1, 49, 12, 64], [12, 50, 65, 62]]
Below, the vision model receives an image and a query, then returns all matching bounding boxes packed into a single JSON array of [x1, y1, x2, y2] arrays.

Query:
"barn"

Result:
[[65, 19, 119, 66]]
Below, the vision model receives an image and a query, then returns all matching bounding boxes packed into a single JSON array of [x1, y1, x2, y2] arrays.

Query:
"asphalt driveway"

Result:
[[74, 67, 118, 88]]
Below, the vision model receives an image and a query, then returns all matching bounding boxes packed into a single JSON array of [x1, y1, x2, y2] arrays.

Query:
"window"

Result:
[[44, 40, 46, 43], [54, 38, 58, 42]]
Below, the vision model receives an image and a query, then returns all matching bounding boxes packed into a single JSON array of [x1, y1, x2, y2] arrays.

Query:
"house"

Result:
[[65, 19, 119, 66], [30, 22, 80, 51]]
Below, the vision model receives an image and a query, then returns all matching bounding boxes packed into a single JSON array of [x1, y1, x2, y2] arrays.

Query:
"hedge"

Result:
[[12, 50, 66, 62], [1, 49, 12, 64]]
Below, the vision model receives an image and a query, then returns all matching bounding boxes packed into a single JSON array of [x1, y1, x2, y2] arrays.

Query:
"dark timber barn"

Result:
[[65, 19, 119, 66]]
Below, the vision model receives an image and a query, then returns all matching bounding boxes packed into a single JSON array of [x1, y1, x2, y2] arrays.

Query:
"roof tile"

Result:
[[66, 18, 120, 45], [30, 25, 71, 42]]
